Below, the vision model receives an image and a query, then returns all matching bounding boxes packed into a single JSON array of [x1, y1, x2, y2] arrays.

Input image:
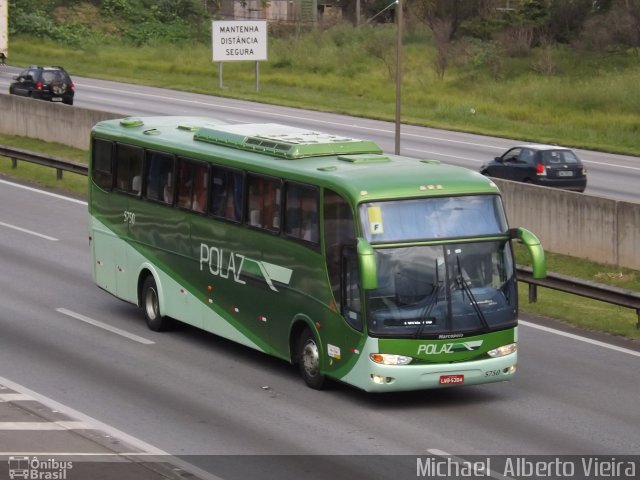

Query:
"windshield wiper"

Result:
[[455, 256, 490, 332]]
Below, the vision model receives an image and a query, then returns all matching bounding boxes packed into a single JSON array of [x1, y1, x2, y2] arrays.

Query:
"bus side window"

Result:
[[115, 144, 143, 196], [145, 151, 175, 204], [176, 158, 208, 213], [342, 247, 363, 330], [247, 174, 281, 232], [284, 182, 318, 244], [192, 164, 208, 213], [210, 167, 243, 222], [91, 139, 114, 190], [323, 189, 359, 329]]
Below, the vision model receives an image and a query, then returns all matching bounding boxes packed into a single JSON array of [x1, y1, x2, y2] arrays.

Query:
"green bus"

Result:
[[89, 116, 546, 392]]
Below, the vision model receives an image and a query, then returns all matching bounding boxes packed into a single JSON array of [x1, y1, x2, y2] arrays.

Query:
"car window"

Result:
[[542, 150, 580, 165], [42, 70, 66, 83], [519, 149, 535, 165], [502, 148, 521, 162]]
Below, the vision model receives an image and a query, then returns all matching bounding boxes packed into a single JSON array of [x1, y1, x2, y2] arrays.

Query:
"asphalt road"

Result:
[[0, 179, 638, 480], [1, 66, 639, 204]]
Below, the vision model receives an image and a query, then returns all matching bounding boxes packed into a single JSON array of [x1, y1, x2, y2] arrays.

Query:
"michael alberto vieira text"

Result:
[[416, 456, 637, 478]]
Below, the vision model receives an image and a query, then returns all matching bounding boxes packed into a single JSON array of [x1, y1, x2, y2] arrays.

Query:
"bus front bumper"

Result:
[[340, 351, 517, 393]]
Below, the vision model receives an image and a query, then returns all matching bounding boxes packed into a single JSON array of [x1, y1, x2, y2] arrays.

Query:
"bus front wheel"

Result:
[[141, 276, 169, 332], [297, 328, 326, 390]]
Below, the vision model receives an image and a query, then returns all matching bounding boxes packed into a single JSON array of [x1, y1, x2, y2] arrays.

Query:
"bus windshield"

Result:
[[359, 195, 508, 243], [367, 240, 516, 338]]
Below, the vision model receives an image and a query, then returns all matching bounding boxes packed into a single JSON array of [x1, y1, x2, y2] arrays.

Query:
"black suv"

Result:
[[480, 144, 587, 192], [9, 66, 75, 105]]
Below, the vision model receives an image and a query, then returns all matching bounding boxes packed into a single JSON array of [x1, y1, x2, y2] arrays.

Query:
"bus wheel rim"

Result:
[[145, 287, 158, 320], [302, 339, 320, 377]]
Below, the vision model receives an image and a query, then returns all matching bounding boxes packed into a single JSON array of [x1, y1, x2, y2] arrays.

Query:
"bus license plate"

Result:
[[439, 374, 464, 385]]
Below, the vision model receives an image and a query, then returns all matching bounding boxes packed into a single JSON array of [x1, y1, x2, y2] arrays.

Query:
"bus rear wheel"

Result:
[[297, 328, 326, 390], [141, 276, 169, 331]]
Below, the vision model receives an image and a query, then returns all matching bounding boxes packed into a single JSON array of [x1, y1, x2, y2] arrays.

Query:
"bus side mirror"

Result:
[[357, 237, 378, 290], [510, 227, 546, 279]]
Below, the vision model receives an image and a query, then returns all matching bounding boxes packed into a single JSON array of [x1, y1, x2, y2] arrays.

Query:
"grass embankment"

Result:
[[1, 137, 638, 341]]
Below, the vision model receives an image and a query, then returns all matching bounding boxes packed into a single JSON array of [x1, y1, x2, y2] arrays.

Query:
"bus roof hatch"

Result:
[[193, 123, 382, 159]]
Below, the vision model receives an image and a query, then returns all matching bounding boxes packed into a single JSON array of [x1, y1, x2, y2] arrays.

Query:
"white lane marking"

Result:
[[426, 448, 514, 480], [406, 147, 482, 163], [56, 308, 155, 345], [0, 179, 87, 205], [0, 375, 225, 480], [0, 393, 33, 401], [0, 421, 90, 430], [0, 221, 58, 241], [520, 320, 640, 357]]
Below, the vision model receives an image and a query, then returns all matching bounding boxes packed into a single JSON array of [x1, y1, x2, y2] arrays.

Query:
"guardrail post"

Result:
[[56, 168, 63, 180], [528, 284, 538, 303], [11, 157, 17, 169], [636, 308, 639, 329]]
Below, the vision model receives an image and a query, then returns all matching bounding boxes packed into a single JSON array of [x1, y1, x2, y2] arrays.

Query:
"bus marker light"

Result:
[[231, 306, 239, 313], [258, 315, 267, 322], [207, 285, 213, 291], [350, 348, 360, 355], [315, 322, 321, 329], [360, 190, 368, 196]]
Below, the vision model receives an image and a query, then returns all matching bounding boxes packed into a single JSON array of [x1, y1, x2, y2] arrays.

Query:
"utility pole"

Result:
[[394, 0, 402, 155], [0, 0, 8, 64]]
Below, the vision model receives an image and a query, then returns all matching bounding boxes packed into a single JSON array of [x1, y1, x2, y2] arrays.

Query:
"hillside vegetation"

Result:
[[8, 0, 640, 155]]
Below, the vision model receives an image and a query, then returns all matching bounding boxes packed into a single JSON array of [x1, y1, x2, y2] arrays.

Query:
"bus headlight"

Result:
[[369, 354, 413, 365], [487, 343, 517, 358]]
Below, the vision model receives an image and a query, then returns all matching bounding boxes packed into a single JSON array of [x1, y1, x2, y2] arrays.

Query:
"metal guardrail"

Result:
[[0, 144, 88, 179], [1, 144, 639, 328], [517, 266, 640, 328]]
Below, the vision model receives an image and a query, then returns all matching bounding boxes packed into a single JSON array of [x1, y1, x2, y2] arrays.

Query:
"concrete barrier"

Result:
[[1, 93, 638, 270], [494, 179, 640, 270], [0, 93, 120, 150]]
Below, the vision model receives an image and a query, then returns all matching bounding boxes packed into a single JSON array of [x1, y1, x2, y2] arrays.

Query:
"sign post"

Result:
[[212, 20, 268, 92], [0, 0, 8, 64]]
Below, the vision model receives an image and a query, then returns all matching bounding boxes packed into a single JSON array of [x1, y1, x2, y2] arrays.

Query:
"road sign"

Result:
[[212, 20, 268, 62]]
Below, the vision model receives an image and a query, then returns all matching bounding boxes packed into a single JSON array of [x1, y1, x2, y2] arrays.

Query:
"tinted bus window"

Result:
[[210, 166, 243, 222], [284, 183, 319, 244], [115, 144, 143, 195], [177, 158, 208, 213], [145, 151, 175, 204], [92, 139, 114, 190], [323, 189, 356, 305], [247, 175, 282, 232]]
